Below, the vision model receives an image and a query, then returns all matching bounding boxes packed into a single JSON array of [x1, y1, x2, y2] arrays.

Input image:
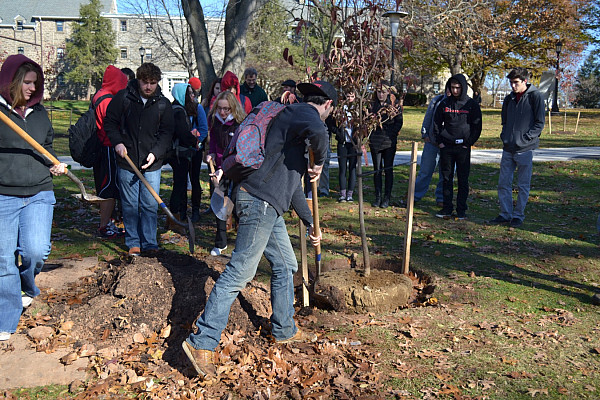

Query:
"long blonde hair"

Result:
[[9, 63, 42, 108], [209, 91, 247, 126]]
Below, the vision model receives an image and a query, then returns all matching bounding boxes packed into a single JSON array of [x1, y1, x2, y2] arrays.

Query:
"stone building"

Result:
[[0, 0, 223, 100]]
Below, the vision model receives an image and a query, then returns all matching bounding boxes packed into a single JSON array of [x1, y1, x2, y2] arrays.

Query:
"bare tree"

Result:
[[121, 0, 196, 76], [181, 0, 269, 98]]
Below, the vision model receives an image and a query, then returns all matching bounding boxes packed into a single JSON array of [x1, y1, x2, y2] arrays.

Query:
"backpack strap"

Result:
[[92, 93, 113, 109]]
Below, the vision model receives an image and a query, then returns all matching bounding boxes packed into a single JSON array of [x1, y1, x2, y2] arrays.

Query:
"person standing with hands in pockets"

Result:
[[0, 55, 68, 341]]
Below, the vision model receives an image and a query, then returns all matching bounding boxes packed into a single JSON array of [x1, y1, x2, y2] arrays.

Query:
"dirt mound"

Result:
[[1, 253, 434, 398]]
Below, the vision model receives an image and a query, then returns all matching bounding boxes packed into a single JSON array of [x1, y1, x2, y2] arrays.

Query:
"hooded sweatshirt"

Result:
[[94, 65, 128, 146], [171, 83, 198, 149], [221, 71, 252, 114], [433, 74, 482, 147], [0, 54, 56, 196], [500, 83, 545, 153]]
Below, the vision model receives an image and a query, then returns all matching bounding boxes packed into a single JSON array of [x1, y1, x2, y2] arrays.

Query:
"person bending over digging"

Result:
[[182, 80, 338, 378]]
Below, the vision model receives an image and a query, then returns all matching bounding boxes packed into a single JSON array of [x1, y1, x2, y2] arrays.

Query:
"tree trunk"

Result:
[[222, 0, 269, 76], [356, 143, 371, 277], [181, 0, 216, 100]]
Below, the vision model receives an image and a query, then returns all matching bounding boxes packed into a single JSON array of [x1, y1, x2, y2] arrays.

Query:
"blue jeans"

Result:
[[117, 167, 161, 250], [187, 190, 299, 351], [498, 150, 533, 221], [414, 141, 443, 203], [0, 191, 55, 333]]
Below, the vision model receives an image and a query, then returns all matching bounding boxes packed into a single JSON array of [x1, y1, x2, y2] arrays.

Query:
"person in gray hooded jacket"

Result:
[[489, 67, 545, 228]]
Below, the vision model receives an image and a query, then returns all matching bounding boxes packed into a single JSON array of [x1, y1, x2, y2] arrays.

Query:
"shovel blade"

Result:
[[72, 193, 110, 204]]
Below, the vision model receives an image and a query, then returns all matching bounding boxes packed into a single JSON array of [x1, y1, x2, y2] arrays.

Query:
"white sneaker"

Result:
[[22, 295, 33, 308], [0, 332, 11, 341], [210, 246, 227, 256]]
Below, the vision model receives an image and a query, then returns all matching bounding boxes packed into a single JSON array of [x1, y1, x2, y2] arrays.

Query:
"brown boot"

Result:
[[274, 328, 317, 344], [182, 341, 216, 378]]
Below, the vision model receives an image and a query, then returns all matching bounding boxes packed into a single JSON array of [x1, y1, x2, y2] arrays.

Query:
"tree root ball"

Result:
[[317, 269, 413, 313]]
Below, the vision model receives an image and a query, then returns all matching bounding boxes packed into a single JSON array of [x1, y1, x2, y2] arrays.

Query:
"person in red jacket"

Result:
[[220, 71, 252, 114], [93, 65, 128, 238]]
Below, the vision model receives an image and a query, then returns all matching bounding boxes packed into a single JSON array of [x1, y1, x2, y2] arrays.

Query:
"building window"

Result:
[[145, 48, 152, 61], [56, 21, 64, 32], [57, 73, 65, 86], [16, 21, 24, 31], [17, 47, 24, 54], [57, 48, 65, 59], [433, 82, 440, 94], [120, 47, 128, 59], [146, 24, 153, 33], [120, 20, 127, 32]]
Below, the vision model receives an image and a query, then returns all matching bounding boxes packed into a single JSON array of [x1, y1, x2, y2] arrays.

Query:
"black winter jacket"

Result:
[[433, 74, 482, 147], [368, 98, 403, 152], [500, 84, 545, 153], [0, 99, 56, 196], [104, 79, 174, 172]]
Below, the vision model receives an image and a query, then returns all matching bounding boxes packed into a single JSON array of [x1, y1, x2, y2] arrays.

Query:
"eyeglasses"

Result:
[[217, 106, 231, 113]]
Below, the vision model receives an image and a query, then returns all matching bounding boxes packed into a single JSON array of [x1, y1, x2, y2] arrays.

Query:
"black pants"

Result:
[[439, 145, 471, 215], [371, 146, 395, 197], [215, 217, 227, 249], [169, 155, 191, 215], [188, 149, 204, 209], [337, 141, 357, 192]]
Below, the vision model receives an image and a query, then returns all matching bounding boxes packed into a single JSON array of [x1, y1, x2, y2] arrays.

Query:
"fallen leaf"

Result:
[[133, 333, 145, 343], [527, 388, 549, 397]]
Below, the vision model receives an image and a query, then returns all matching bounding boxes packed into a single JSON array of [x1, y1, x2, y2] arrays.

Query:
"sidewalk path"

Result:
[[58, 147, 600, 171]]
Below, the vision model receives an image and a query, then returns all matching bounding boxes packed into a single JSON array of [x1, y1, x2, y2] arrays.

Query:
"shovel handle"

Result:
[[308, 150, 322, 273], [0, 109, 59, 165]]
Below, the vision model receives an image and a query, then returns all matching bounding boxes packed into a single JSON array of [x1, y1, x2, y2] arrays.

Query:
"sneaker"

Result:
[[488, 215, 510, 225], [108, 220, 125, 236], [181, 341, 216, 378], [274, 328, 318, 344], [337, 196, 347, 203], [435, 210, 452, 219], [22, 295, 33, 308], [510, 218, 523, 228], [346, 196, 354, 203], [456, 214, 467, 220], [210, 246, 227, 256], [128, 247, 141, 256], [98, 224, 119, 239], [0, 332, 10, 341]]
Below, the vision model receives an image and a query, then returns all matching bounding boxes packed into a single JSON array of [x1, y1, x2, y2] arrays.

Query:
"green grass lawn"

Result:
[[9, 101, 600, 398], [46, 101, 600, 157]]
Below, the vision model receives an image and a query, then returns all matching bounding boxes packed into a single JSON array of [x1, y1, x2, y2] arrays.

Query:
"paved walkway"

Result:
[[58, 147, 600, 171]]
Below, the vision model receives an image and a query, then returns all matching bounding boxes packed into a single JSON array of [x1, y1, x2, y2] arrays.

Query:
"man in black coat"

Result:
[[104, 63, 174, 256]]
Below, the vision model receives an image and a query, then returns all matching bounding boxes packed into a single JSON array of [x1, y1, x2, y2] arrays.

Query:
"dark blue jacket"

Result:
[[241, 102, 328, 226]]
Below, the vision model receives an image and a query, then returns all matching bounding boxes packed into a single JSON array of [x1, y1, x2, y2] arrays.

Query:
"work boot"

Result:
[[274, 328, 318, 344], [191, 208, 201, 223], [181, 341, 216, 378]]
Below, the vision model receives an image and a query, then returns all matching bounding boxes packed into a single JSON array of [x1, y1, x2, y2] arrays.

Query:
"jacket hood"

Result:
[[171, 83, 189, 105], [221, 71, 242, 102], [0, 54, 44, 107], [101, 65, 128, 95], [447, 73, 469, 102]]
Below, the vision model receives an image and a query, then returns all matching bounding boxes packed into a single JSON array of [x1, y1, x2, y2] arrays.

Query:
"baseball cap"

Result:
[[281, 79, 296, 87], [189, 77, 201, 90], [297, 80, 338, 106]]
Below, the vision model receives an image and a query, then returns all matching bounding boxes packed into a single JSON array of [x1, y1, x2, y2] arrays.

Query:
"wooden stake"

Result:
[[575, 111, 581, 133], [402, 142, 418, 275], [299, 219, 309, 307], [548, 110, 552, 134], [563, 111, 566, 132]]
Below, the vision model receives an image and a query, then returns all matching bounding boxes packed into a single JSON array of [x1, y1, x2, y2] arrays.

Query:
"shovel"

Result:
[[207, 160, 234, 221], [308, 150, 322, 278], [0, 110, 107, 204], [122, 153, 195, 254]]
